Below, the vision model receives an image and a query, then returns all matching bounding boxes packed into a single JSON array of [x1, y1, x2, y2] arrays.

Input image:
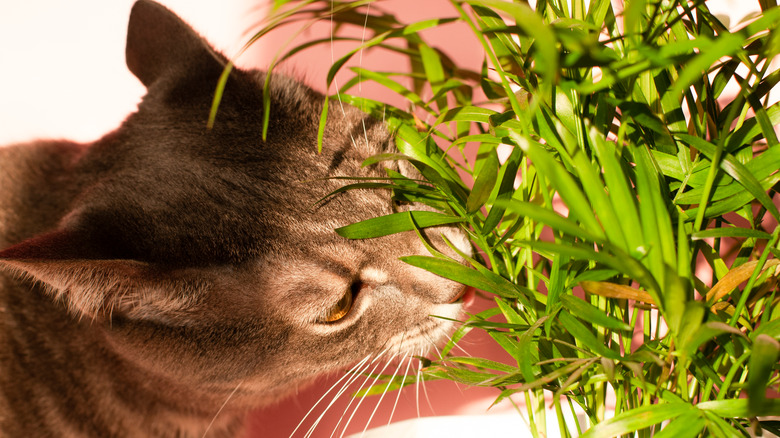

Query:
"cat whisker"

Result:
[[358, 351, 408, 438], [336, 351, 399, 438], [385, 353, 414, 430], [326, 351, 389, 438], [442, 332, 472, 358], [418, 347, 436, 416], [201, 380, 242, 438], [289, 354, 371, 438], [307, 356, 380, 438], [415, 347, 424, 419]]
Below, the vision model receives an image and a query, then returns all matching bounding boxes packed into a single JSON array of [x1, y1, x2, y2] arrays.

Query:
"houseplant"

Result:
[[225, 0, 780, 436]]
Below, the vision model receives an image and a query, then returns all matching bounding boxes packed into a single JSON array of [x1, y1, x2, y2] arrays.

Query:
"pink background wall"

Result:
[[0, 1, 768, 437]]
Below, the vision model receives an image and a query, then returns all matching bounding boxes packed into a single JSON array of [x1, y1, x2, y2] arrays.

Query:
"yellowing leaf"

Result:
[[581, 280, 656, 304], [705, 259, 780, 303]]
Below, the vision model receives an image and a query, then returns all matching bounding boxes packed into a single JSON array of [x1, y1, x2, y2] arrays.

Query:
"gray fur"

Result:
[[0, 1, 467, 437]]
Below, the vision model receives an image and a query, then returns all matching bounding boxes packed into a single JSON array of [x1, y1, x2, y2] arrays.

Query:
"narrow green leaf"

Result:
[[692, 227, 772, 240], [557, 310, 621, 359], [489, 331, 524, 365], [466, 148, 499, 213], [482, 146, 522, 233], [512, 134, 605, 241], [499, 200, 603, 243], [652, 411, 706, 438], [674, 301, 706, 356], [325, 17, 459, 87], [400, 255, 522, 299], [568, 138, 628, 252], [670, 33, 744, 99], [445, 356, 517, 374], [335, 211, 464, 239], [632, 143, 676, 294], [683, 322, 746, 358], [580, 403, 695, 438], [754, 317, 780, 340], [678, 134, 780, 222], [495, 297, 525, 325], [590, 125, 645, 255], [748, 334, 780, 415], [517, 316, 547, 382], [560, 294, 632, 332], [349, 67, 429, 110], [208, 62, 235, 130], [698, 398, 780, 417], [460, 0, 558, 84], [317, 96, 329, 153], [418, 43, 447, 111], [441, 106, 498, 124]]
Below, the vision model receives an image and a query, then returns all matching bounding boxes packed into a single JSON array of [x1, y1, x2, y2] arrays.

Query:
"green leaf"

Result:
[[516, 316, 548, 382], [682, 322, 746, 358], [466, 148, 499, 213], [444, 356, 517, 374], [495, 297, 525, 325], [674, 301, 706, 357], [557, 310, 621, 359], [678, 134, 780, 222], [400, 255, 522, 299], [559, 294, 632, 332], [335, 211, 464, 239], [631, 143, 676, 297], [325, 17, 459, 87], [423, 365, 499, 386], [748, 334, 780, 415], [698, 398, 780, 417], [566, 129, 628, 251], [482, 146, 522, 233], [670, 33, 744, 100], [349, 67, 429, 110], [512, 134, 606, 241], [651, 410, 706, 438], [754, 317, 780, 340], [590, 124, 645, 255], [441, 106, 498, 124], [580, 403, 696, 438], [418, 43, 447, 111], [692, 228, 773, 241], [499, 200, 603, 243], [460, 0, 558, 84]]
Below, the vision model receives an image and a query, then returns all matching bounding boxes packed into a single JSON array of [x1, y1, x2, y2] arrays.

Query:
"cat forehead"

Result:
[[59, 0, 401, 268]]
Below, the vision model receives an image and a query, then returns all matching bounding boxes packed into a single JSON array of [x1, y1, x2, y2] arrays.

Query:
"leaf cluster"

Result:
[[242, 0, 780, 436]]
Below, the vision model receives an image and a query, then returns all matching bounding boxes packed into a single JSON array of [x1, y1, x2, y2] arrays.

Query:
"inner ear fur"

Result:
[[0, 230, 204, 320]]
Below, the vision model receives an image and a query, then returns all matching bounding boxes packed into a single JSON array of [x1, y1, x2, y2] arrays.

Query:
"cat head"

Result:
[[0, 0, 470, 405]]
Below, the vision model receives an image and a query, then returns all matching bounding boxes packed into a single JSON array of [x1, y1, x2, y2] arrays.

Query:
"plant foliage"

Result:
[[240, 0, 780, 436]]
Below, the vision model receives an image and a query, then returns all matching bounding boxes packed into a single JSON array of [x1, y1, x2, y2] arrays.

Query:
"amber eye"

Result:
[[322, 287, 354, 323]]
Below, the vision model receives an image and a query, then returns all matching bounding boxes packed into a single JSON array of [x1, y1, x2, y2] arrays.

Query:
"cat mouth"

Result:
[[449, 286, 476, 307]]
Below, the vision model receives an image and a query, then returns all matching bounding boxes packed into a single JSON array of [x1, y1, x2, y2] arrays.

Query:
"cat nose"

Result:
[[447, 286, 476, 307]]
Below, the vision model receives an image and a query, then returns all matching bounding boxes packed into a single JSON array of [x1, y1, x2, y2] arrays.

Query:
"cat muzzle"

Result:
[[448, 286, 476, 307]]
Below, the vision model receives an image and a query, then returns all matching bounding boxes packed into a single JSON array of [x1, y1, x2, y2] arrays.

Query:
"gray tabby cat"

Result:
[[0, 1, 471, 437]]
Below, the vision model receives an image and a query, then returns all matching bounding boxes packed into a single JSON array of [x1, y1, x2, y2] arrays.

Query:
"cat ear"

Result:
[[126, 0, 227, 87], [0, 229, 194, 320]]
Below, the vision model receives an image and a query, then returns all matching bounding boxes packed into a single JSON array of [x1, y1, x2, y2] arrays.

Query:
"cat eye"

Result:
[[322, 282, 361, 323]]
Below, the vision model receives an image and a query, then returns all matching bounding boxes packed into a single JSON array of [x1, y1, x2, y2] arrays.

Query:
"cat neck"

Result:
[[0, 274, 251, 438], [0, 140, 86, 248], [0, 141, 255, 437]]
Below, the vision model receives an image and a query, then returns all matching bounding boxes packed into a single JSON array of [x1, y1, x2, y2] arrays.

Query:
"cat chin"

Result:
[[381, 301, 465, 356]]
